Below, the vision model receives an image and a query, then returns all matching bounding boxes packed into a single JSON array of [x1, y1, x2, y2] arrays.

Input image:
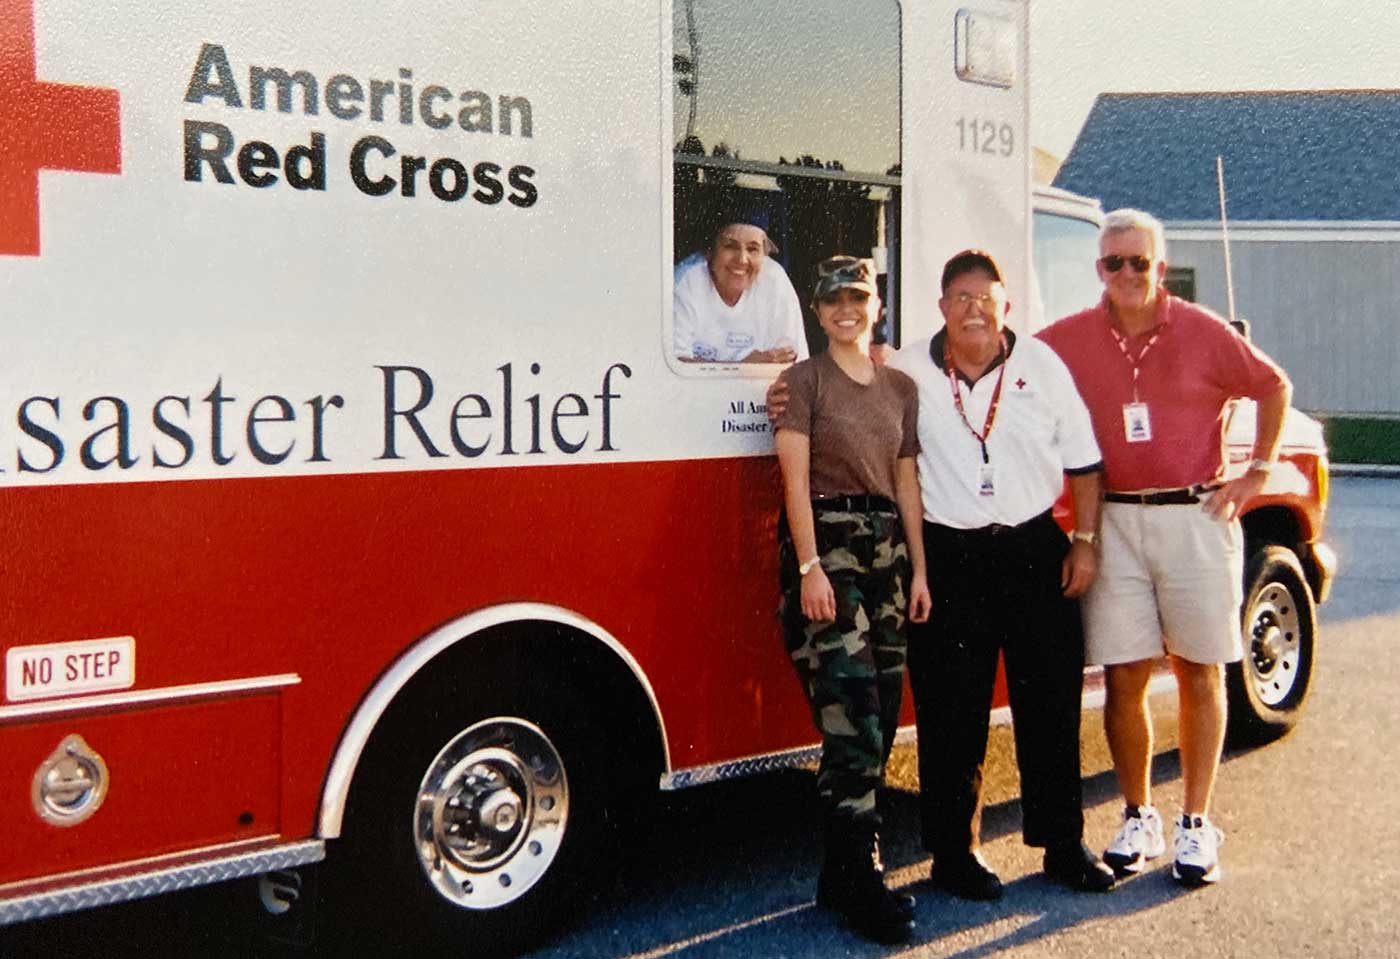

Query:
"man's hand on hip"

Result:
[[1203, 469, 1268, 522]]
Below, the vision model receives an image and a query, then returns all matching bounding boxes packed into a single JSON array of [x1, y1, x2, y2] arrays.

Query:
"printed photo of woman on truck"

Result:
[[673, 209, 809, 364], [772, 255, 931, 944]]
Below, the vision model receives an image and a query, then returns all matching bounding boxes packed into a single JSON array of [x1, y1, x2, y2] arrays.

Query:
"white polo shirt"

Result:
[[889, 329, 1101, 529], [673, 252, 808, 363]]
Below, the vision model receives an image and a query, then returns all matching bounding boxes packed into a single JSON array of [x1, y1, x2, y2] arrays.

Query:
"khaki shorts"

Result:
[[1083, 501, 1244, 666]]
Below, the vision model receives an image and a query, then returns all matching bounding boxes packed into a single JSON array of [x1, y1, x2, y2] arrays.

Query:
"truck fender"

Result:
[[316, 602, 670, 838]]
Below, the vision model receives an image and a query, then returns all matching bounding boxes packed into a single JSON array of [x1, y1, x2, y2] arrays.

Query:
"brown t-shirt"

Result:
[[775, 351, 920, 502]]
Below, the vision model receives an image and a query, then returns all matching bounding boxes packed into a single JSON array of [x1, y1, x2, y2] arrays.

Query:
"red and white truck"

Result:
[[1, 1, 1332, 952]]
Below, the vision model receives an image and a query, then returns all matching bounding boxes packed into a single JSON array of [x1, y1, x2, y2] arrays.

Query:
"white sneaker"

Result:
[[1103, 805, 1166, 876], [1172, 814, 1225, 886]]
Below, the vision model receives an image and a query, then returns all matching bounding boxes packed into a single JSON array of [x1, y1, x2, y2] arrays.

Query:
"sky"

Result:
[[670, 1, 1400, 174], [1030, 0, 1400, 160], [673, 0, 901, 174]]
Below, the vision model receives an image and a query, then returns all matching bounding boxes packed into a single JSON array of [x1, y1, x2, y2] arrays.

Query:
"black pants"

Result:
[[907, 510, 1086, 856]]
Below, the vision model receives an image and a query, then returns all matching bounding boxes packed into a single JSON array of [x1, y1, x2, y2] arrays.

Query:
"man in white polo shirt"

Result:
[[769, 250, 1115, 898], [887, 250, 1115, 899]]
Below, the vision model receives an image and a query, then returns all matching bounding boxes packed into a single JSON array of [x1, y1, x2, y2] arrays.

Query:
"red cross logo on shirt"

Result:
[[1, 0, 121, 256], [1015, 377, 1027, 389]]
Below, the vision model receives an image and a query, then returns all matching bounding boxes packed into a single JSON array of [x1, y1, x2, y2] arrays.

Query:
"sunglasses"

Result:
[[1099, 254, 1153, 273]]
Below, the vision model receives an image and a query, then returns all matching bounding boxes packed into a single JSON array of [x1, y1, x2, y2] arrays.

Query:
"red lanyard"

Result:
[[944, 337, 1007, 464], [1108, 325, 1162, 402]]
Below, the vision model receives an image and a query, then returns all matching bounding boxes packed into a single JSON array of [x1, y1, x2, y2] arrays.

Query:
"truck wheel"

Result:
[[1226, 546, 1316, 746], [331, 666, 618, 955]]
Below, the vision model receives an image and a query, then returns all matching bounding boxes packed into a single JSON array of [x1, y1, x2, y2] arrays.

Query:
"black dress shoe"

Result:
[[1043, 840, 1117, 892], [929, 851, 1004, 901]]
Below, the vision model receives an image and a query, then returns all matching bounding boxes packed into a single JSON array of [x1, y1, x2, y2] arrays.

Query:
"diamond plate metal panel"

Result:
[[659, 726, 917, 790], [0, 840, 325, 926]]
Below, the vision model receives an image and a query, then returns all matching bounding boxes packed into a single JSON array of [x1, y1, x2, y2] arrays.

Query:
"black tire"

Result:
[[328, 650, 622, 956], [1226, 545, 1316, 746]]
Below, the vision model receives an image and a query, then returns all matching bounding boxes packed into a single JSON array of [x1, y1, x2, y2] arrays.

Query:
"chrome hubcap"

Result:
[[1247, 582, 1301, 707], [414, 718, 567, 909]]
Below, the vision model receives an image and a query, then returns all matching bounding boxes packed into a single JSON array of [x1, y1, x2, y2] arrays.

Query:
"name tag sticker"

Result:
[[5, 636, 136, 702], [1123, 402, 1153, 443]]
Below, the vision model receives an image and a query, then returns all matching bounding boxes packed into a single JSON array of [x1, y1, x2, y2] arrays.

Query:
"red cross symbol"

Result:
[[1015, 377, 1026, 389], [1, 0, 121, 256]]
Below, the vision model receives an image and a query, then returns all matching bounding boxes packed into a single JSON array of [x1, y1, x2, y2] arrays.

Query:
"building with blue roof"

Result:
[[1053, 90, 1400, 416]]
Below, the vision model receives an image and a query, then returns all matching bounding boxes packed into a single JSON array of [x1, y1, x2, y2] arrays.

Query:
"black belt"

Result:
[[927, 508, 1055, 539], [812, 494, 898, 514], [1104, 483, 1221, 506]]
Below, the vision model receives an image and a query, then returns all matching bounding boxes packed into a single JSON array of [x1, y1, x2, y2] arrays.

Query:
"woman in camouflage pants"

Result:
[[773, 256, 930, 944]]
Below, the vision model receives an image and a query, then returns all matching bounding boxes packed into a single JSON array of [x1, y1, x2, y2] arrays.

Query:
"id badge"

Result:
[[977, 463, 996, 497], [1123, 402, 1153, 443]]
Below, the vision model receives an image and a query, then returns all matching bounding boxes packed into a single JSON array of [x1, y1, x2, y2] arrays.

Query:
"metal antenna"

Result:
[[1216, 155, 1238, 325]]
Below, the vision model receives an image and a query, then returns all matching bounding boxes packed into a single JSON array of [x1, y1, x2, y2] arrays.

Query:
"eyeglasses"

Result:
[[1099, 254, 1153, 273], [949, 292, 1000, 309]]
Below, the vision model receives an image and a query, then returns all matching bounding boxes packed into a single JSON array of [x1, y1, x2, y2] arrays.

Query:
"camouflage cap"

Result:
[[813, 256, 878, 300]]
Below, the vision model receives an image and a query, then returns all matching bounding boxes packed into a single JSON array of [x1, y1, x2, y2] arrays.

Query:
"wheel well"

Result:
[[320, 607, 669, 838], [450, 620, 669, 788], [1240, 505, 1301, 553], [1240, 506, 1323, 600]]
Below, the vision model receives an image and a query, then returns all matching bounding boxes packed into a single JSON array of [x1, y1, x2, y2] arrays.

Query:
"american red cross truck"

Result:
[[0, 1, 1332, 953]]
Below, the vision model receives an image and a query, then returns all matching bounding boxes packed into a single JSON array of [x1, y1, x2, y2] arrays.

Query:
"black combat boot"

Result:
[[817, 817, 916, 919], [815, 816, 915, 944], [816, 820, 916, 921]]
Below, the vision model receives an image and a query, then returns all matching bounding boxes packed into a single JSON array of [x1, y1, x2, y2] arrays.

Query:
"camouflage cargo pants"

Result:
[[779, 506, 911, 823]]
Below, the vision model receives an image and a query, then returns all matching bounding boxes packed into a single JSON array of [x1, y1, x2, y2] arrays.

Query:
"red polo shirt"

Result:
[[1038, 291, 1288, 492]]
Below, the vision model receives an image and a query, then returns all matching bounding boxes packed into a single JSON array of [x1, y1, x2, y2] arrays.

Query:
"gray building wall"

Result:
[[1165, 232, 1400, 416]]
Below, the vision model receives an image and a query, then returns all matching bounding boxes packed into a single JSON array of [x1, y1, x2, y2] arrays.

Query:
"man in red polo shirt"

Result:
[[1039, 208, 1291, 887]]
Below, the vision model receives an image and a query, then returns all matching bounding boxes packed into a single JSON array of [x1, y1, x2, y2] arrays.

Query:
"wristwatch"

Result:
[[799, 556, 822, 576], [1247, 458, 1275, 475], [1071, 530, 1096, 545]]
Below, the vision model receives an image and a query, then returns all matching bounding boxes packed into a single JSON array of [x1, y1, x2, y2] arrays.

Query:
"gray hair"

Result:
[[1101, 208, 1165, 260]]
